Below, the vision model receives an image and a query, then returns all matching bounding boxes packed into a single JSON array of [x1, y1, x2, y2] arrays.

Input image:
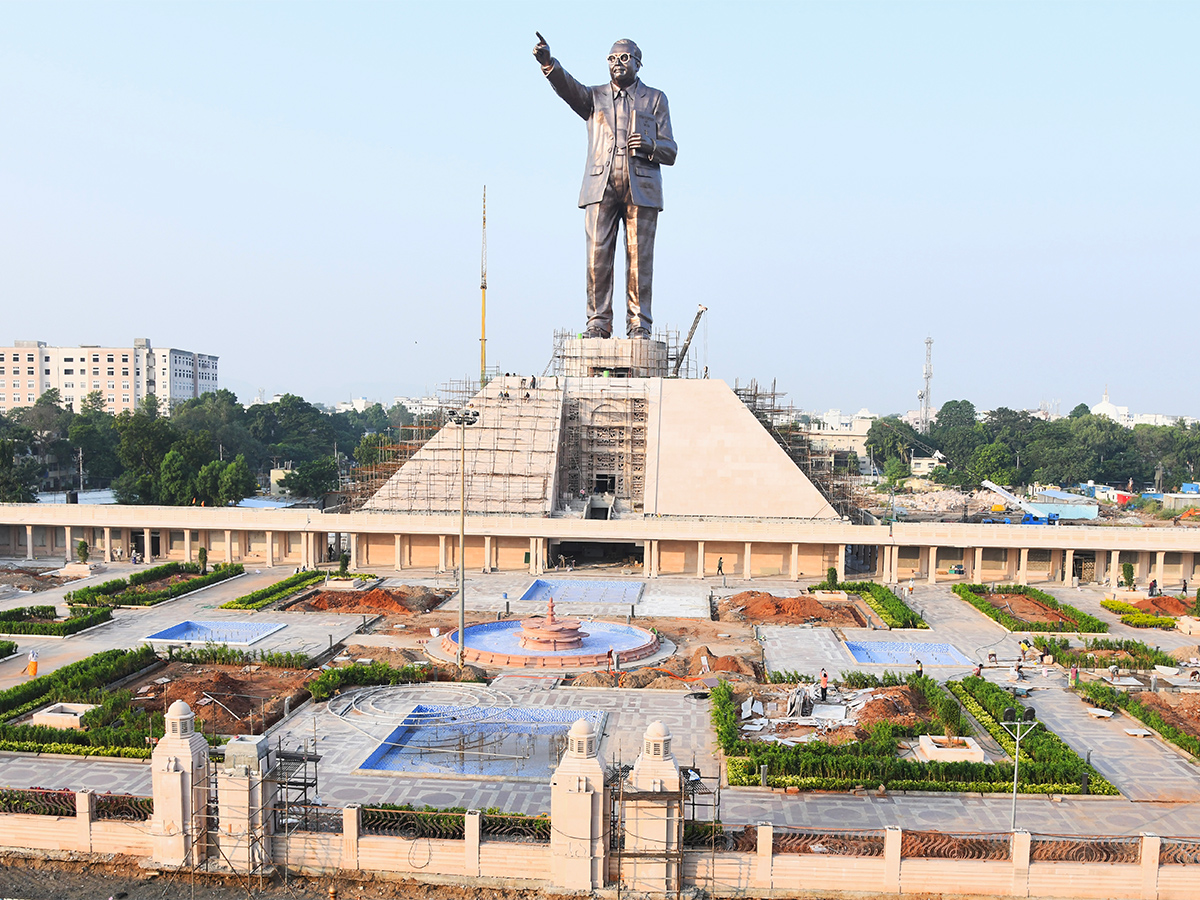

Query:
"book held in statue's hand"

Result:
[[631, 110, 657, 159]]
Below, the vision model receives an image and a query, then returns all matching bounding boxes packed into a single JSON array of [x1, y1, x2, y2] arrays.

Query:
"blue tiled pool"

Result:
[[456, 620, 652, 657], [844, 641, 972, 667], [360, 704, 607, 776], [144, 620, 287, 646], [519, 578, 644, 605]]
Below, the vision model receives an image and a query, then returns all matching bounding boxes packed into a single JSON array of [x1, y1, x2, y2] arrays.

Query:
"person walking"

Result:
[[915, 659, 923, 679], [819, 668, 828, 702], [716, 557, 723, 576]]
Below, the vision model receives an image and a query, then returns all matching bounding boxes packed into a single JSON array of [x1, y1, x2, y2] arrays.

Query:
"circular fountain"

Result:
[[439, 598, 661, 669]]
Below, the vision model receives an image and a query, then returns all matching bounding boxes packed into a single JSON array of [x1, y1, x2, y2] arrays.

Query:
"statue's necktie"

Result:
[[615, 90, 628, 155]]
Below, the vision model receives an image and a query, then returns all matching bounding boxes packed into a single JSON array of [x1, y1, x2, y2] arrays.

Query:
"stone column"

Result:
[[75, 789, 95, 852], [1010, 830, 1031, 898], [883, 826, 902, 893], [927, 546, 938, 584], [464, 809, 481, 877], [743, 541, 753, 581], [395, 534, 404, 571], [25, 525, 33, 560], [150, 701, 212, 867], [549, 720, 608, 890], [215, 769, 266, 874], [265, 530, 274, 568], [348, 533, 358, 570], [342, 805, 360, 869], [624, 722, 682, 893], [144, 527, 152, 561], [224, 530, 233, 564], [790, 542, 799, 582], [881, 544, 892, 583], [538, 538, 547, 575], [1064, 549, 1075, 583], [753, 822, 774, 890], [184, 529, 192, 564], [103, 527, 112, 563], [1185, 552, 1195, 586], [527, 537, 536, 575], [1140, 833, 1161, 900], [64, 524, 73, 564], [891, 545, 901, 584], [648, 540, 659, 578], [1110, 549, 1121, 587], [697, 540, 705, 577], [440, 535, 448, 573], [1155, 550, 1166, 587], [836, 544, 846, 584], [1018, 547, 1030, 585]]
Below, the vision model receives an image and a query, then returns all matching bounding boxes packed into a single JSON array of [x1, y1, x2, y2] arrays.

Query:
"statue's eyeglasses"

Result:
[[607, 53, 635, 64]]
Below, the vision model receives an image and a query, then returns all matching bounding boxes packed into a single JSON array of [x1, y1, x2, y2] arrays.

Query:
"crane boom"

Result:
[[980, 480, 1045, 519], [672, 304, 708, 377]]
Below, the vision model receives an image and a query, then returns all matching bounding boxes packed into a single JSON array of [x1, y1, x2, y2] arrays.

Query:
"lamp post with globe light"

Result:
[[447, 407, 479, 668]]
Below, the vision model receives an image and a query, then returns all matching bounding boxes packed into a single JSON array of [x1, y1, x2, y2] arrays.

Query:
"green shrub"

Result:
[[220, 570, 325, 610], [0, 646, 158, 722], [952, 583, 1107, 633], [309, 661, 428, 701], [68, 563, 243, 607], [810, 581, 928, 629], [826, 567, 838, 588], [1033, 636, 1175, 670], [1122, 562, 1135, 588], [0, 641, 16, 658], [0, 606, 113, 636], [1119, 613, 1176, 629], [1101, 599, 1141, 615], [167, 644, 310, 668]]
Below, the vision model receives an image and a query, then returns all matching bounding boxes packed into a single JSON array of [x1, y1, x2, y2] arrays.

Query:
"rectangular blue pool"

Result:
[[360, 705, 607, 777], [844, 640, 972, 667], [144, 620, 287, 646], [519, 578, 644, 605]]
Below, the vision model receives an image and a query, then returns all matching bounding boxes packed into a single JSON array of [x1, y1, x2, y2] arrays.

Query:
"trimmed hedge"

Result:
[[952, 583, 1107, 633], [1120, 613, 1176, 629], [0, 641, 16, 658], [713, 677, 1108, 793], [220, 570, 325, 610], [0, 606, 113, 637], [67, 562, 243, 607], [0, 646, 158, 721], [1075, 681, 1200, 760], [1032, 636, 1176, 670], [947, 676, 1117, 794], [810, 580, 928, 629]]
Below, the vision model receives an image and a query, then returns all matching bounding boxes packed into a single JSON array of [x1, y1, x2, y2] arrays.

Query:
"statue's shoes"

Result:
[[628, 328, 651, 339], [582, 328, 610, 338]]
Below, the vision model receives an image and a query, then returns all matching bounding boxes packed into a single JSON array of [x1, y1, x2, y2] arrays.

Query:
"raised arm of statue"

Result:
[[535, 34, 593, 121]]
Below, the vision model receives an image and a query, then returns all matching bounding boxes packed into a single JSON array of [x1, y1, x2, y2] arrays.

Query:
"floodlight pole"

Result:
[[1000, 707, 1038, 831], [449, 408, 479, 669]]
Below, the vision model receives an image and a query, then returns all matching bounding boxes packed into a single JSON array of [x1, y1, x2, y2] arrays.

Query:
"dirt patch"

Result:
[[333, 642, 486, 683], [0, 564, 77, 592], [1133, 595, 1192, 617], [290, 585, 451, 616], [854, 686, 933, 729], [719, 590, 864, 627], [1134, 692, 1200, 743], [979, 592, 1071, 626], [125, 661, 314, 736]]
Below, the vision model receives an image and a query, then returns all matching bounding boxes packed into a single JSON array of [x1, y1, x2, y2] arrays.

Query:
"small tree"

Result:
[[338, 552, 349, 576], [1121, 561, 1135, 588], [827, 566, 838, 589], [76, 540, 89, 564], [197, 546, 208, 575]]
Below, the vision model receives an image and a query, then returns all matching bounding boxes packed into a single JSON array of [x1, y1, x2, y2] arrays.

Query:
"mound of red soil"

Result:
[[855, 687, 932, 728], [687, 645, 757, 677], [295, 586, 450, 616], [727, 591, 860, 626], [1133, 595, 1191, 617]]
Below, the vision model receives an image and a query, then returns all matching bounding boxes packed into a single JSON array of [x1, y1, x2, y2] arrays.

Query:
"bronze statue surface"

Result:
[[535, 33, 677, 339]]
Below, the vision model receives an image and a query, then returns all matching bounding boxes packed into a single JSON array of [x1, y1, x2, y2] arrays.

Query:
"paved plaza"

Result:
[[1, 562, 1199, 841]]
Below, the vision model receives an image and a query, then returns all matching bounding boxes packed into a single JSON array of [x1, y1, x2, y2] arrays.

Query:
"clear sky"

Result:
[[2, 2, 1197, 417]]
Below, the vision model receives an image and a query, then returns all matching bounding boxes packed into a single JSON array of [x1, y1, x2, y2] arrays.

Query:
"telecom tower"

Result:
[[918, 336, 933, 433]]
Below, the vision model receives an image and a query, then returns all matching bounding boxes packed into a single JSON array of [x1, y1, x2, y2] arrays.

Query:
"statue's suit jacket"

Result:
[[544, 60, 677, 211]]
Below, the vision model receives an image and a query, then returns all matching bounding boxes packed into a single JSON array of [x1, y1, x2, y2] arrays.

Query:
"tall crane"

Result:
[[480, 186, 487, 386], [671, 304, 708, 377]]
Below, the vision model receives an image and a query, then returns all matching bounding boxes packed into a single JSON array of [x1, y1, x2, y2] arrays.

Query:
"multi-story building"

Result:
[[0, 338, 218, 416]]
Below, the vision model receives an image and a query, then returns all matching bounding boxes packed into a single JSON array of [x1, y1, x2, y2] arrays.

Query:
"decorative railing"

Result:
[[274, 805, 343, 834], [360, 807, 465, 840], [1030, 833, 1140, 864], [773, 827, 885, 857], [1160, 837, 1200, 865], [481, 813, 550, 843], [95, 793, 153, 821], [683, 822, 756, 852], [902, 830, 1011, 861], [0, 788, 77, 817]]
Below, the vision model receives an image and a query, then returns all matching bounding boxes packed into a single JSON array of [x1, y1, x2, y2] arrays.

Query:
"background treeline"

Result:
[[865, 400, 1200, 490], [0, 388, 424, 504]]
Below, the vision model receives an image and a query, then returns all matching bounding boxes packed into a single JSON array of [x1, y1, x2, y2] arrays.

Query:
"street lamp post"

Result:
[[447, 407, 479, 669], [1000, 705, 1038, 831]]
